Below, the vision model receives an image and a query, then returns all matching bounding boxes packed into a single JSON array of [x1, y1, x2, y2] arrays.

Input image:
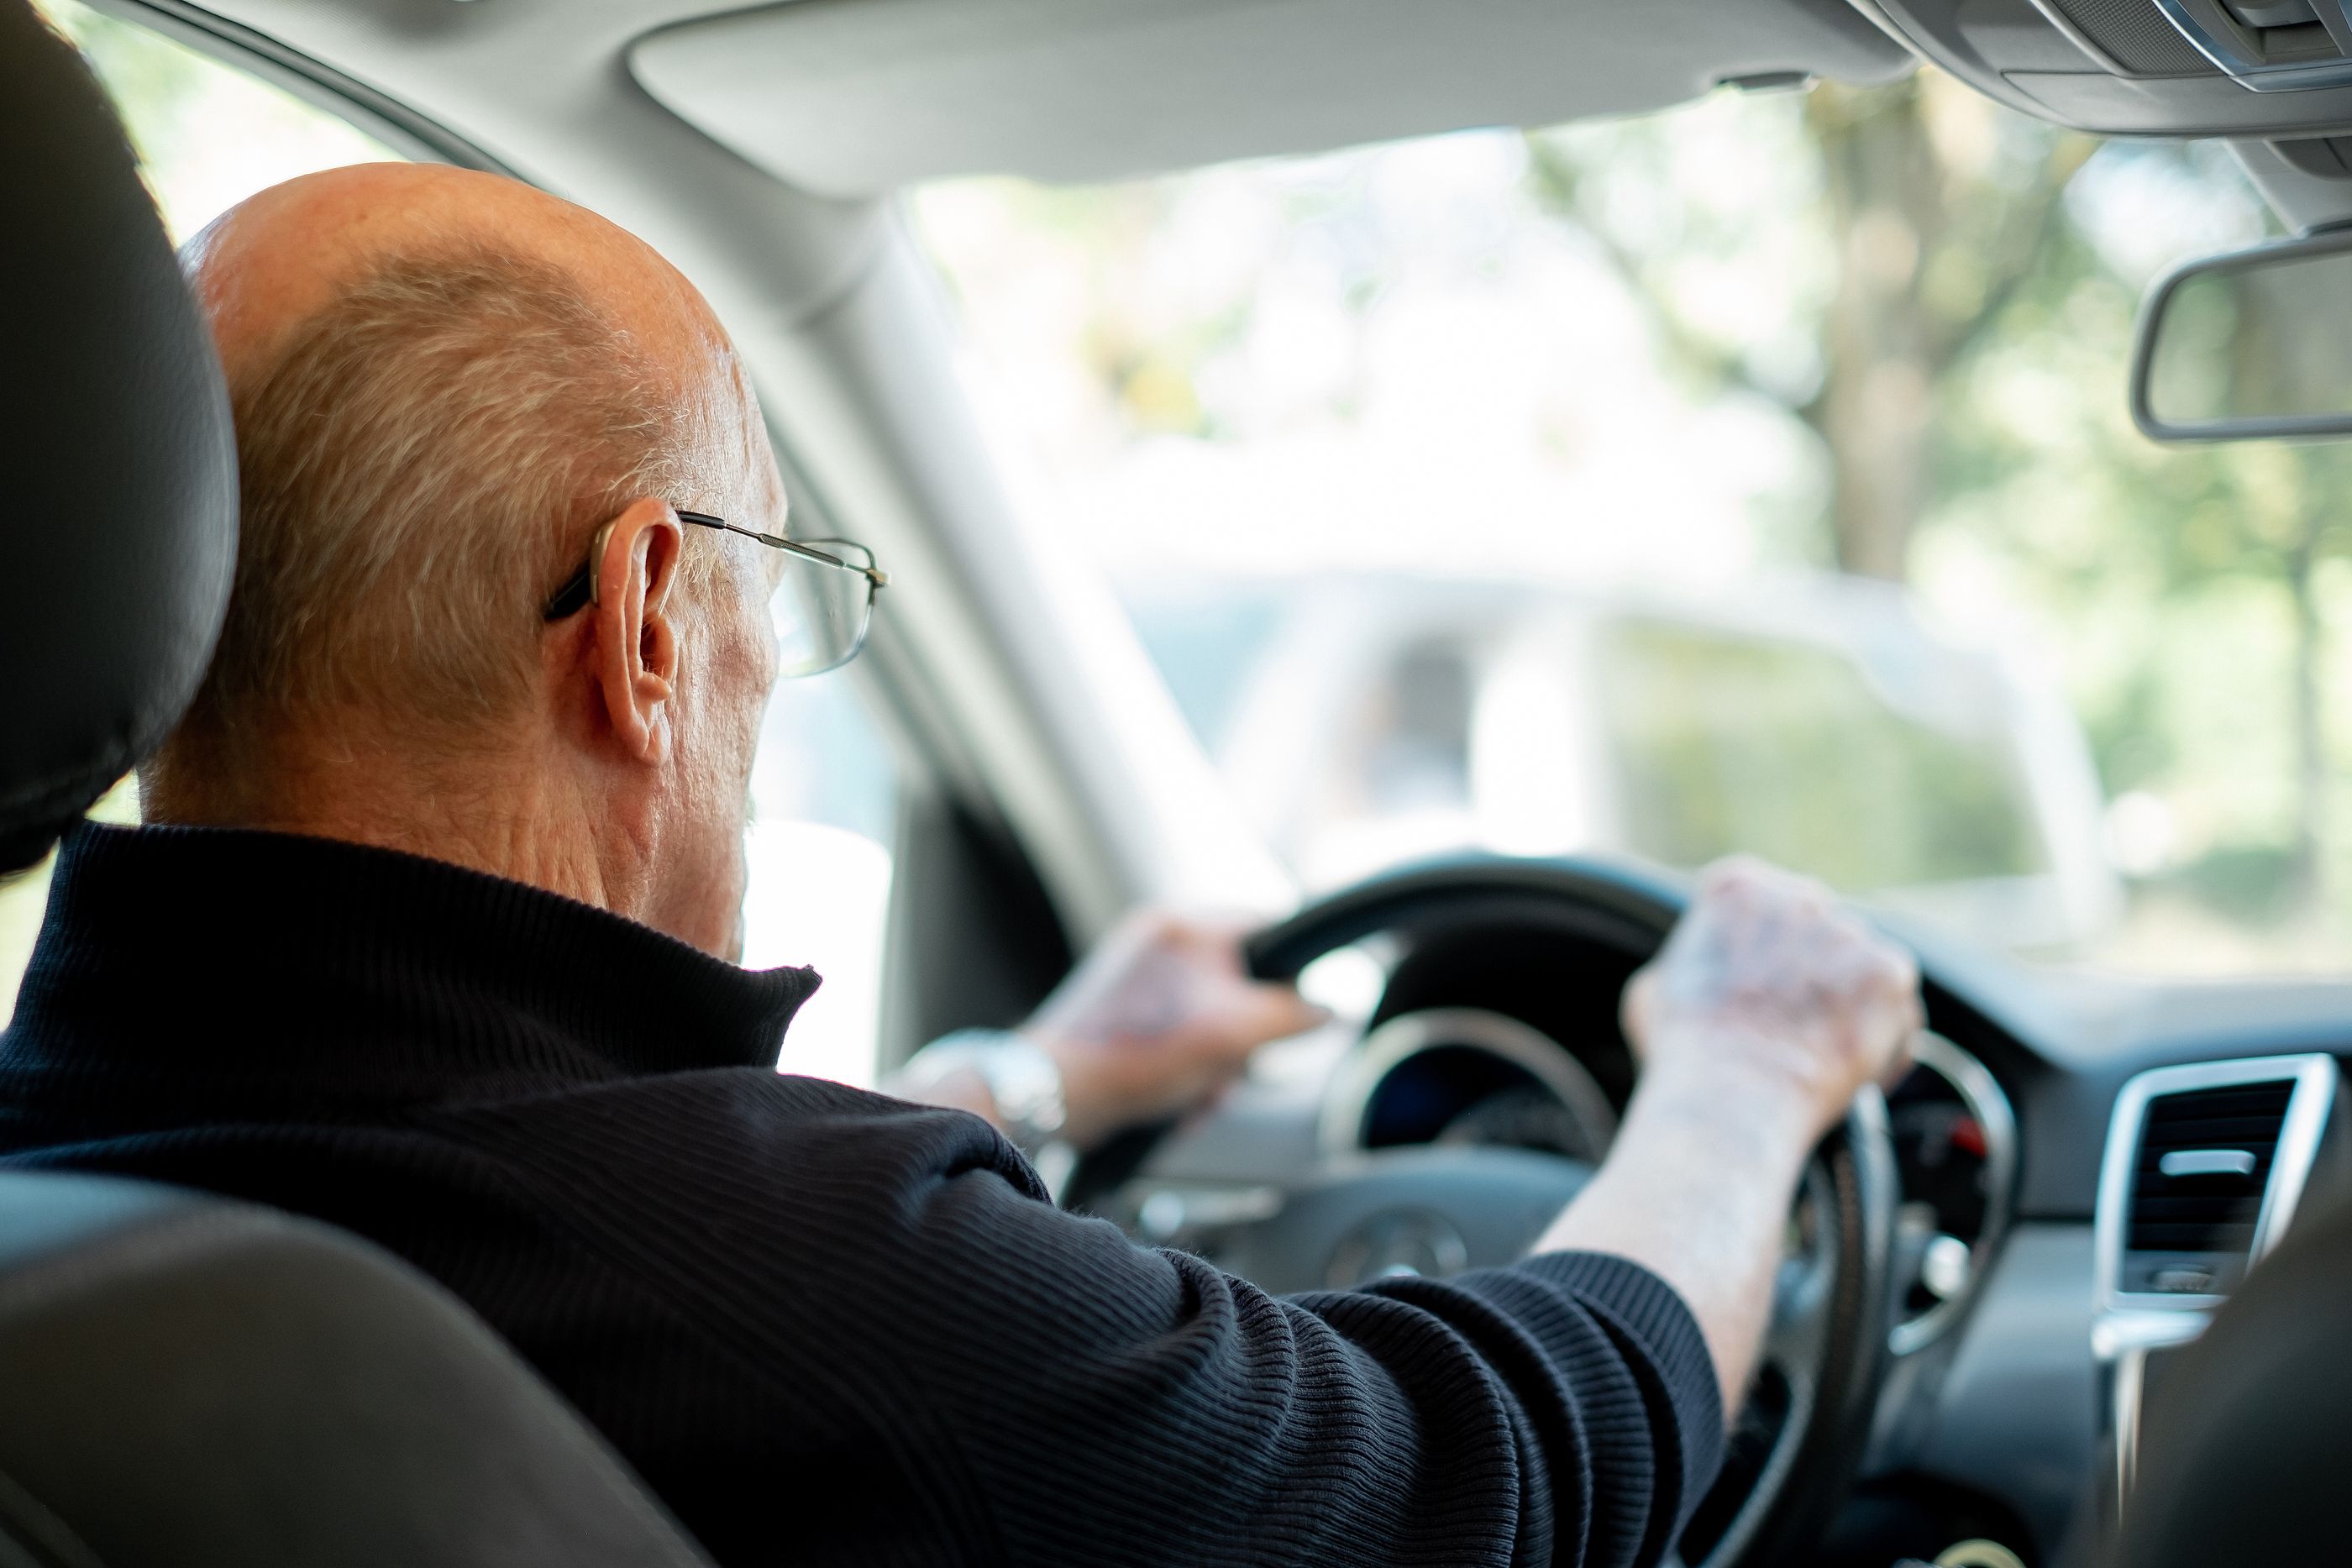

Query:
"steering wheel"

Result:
[[1074, 857, 1897, 1568]]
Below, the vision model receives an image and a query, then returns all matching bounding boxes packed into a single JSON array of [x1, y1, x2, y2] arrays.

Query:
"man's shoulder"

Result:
[[407, 1063, 1105, 1382], [419, 1065, 1052, 1221]]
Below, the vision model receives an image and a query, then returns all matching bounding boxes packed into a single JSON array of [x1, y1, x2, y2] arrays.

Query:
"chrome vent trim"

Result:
[[2095, 1052, 2340, 1313], [1888, 1033, 2019, 1357]]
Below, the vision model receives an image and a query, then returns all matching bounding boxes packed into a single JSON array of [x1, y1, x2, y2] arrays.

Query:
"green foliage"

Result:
[[1598, 617, 2041, 890], [1529, 74, 2352, 950]]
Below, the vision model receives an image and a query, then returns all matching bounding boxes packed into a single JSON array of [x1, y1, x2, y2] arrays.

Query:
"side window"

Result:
[[3, 2, 907, 1086], [744, 676, 900, 1088], [37, 0, 400, 239]]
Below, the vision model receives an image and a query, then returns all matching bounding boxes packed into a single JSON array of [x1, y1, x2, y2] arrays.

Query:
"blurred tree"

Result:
[[1930, 165, 2352, 920], [1529, 75, 2352, 925], [1528, 73, 2095, 581], [1808, 79, 2096, 579]]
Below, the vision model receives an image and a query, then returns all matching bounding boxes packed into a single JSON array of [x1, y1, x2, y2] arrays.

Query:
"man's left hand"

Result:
[[1022, 910, 1331, 1151]]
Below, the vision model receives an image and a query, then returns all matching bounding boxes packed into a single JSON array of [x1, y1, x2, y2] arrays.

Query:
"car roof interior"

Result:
[[145, 0, 2352, 203], [624, 0, 1918, 194]]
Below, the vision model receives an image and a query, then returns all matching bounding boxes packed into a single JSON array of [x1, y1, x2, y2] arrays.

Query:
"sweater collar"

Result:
[[3, 822, 818, 1105]]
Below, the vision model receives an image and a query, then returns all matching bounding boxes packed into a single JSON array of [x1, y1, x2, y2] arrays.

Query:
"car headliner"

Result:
[[627, 0, 1914, 196], [144, 0, 1919, 197]]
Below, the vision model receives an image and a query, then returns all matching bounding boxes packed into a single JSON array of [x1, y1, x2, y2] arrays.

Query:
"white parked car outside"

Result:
[[1125, 569, 2122, 954]]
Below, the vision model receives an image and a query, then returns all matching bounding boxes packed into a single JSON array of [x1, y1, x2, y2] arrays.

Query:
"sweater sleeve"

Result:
[[443, 1072, 1725, 1568]]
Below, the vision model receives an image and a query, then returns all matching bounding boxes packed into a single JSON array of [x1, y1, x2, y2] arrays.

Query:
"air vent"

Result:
[[2127, 1082, 2292, 1259], [2098, 1054, 2340, 1305]]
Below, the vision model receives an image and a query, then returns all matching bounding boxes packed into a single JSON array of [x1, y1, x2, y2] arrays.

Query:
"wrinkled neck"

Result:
[[140, 726, 651, 928]]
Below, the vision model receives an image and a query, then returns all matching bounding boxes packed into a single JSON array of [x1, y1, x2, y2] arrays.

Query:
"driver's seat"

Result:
[[0, 6, 709, 1562]]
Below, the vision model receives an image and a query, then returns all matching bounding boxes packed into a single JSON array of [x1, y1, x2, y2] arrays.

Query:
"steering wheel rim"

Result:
[[1079, 854, 1898, 1568]]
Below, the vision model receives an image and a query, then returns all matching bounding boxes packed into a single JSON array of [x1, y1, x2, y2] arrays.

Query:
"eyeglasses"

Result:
[[542, 510, 889, 679]]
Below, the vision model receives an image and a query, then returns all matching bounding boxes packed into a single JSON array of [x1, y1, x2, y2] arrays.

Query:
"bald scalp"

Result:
[[130, 164, 791, 951], [155, 246, 686, 784], [152, 201, 759, 794]]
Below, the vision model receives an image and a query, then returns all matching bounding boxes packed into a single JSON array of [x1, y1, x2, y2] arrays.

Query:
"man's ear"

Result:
[[591, 497, 685, 766]]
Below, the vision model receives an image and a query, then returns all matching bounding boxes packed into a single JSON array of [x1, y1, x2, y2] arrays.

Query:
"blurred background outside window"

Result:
[[2, 1, 900, 1083], [912, 74, 2352, 974]]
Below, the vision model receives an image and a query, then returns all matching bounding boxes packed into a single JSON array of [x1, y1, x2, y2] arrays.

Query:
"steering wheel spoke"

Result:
[[1761, 1162, 1840, 1391], [1121, 1143, 1596, 1295]]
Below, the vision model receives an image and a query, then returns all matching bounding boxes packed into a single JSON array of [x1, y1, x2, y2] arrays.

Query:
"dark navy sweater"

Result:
[[0, 823, 1720, 1567]]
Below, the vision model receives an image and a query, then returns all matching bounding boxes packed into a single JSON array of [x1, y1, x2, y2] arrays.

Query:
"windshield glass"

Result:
[[911, 68, 2352, 976]]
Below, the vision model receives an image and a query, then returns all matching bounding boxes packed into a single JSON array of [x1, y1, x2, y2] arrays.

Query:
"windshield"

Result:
[[911, 69, 2352, 977]]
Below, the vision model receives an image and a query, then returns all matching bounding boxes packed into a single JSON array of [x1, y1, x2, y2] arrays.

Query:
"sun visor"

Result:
[[1867, 0, 2352, 138], [628, 0, 1918, 197]]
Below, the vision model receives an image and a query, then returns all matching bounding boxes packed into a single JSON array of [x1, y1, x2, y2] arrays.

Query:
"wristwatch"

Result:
[[899, 1028, 1068, 1159]]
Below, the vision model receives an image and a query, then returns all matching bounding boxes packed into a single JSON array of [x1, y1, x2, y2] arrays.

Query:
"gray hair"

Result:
[[157, 245, 728, 779]]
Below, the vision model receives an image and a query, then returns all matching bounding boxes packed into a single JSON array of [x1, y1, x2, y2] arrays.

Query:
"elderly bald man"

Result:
[[0, 165, 1919, 1568]]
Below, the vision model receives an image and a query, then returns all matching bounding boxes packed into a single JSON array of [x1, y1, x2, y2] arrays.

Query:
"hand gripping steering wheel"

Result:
[[1079, 857, 1898, 1568]]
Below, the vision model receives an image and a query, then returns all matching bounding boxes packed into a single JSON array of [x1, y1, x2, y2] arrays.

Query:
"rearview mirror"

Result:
[[2133, 229, 2352, 443]]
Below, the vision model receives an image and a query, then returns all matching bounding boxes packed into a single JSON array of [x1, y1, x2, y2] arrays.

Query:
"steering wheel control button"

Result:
[[1325, 1209, 1468, 1288], [1920, 1235, 1973, 1302]]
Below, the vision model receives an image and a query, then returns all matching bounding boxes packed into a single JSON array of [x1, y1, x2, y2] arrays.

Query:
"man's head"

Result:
[[145, 163, 789, 958]]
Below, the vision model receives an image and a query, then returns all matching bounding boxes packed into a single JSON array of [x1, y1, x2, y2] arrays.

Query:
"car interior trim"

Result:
[[2148, 0, 2352, 91], [2095, 1305, 2211, 1503], [1315, 1006, 1620, 1161], [2092, 1051, 2342, 1314], [1890, 1032, 2021, 1357], [2018, 0, 2136, 77], [627, 0, 1919, 197], [2130, 226, 2352, 443]]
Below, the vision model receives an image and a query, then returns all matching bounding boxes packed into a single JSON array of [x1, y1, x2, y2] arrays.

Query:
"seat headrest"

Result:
[[0, 1, 236, 872]]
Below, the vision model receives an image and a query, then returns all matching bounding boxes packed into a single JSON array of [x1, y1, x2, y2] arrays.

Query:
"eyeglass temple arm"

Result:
[[543, 515, 885, 621]]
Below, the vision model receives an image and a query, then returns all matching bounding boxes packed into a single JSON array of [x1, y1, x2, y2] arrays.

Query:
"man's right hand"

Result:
[[1538, 855, 1924, 1415], [1622, 855, 1921, 1143]]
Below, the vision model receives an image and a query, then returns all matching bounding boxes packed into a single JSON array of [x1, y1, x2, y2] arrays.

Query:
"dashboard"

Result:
[[1319, 1006, 2018, 1361], [1112, 901, 2352, 1568]]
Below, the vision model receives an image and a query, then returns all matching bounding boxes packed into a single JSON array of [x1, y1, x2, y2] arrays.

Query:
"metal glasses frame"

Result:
[[540, 509, 888, 622]]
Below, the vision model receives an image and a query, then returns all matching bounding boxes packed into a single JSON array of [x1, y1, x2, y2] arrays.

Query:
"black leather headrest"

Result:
[[0, 1, 236, 872], [0, 1171, 714, 1566]]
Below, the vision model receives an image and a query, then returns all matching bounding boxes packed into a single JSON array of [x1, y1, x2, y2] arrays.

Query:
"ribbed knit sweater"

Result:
[[0, 823, 1720, 1567]]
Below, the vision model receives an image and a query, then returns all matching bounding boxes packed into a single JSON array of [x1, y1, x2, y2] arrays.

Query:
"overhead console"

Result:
[[1861, 0, 2352, 136], [632, 0, 1917, 196]]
